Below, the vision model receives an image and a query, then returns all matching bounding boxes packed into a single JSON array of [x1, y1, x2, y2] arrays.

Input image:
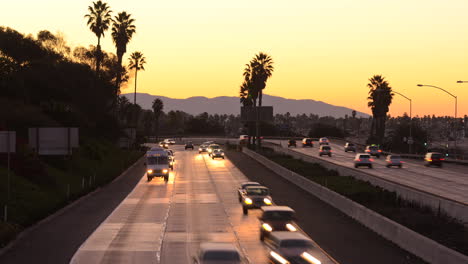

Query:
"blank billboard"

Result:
[[29, 128, 79, 155]]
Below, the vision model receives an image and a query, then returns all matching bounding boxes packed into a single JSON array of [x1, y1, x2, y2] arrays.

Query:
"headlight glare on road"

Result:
[[147, 169, 153, 174], [162, 169, 169, 174], [244, 198, 253, 204], [301, 252, 321, 264], [262, 223, 273, 232], [270, 251, 289, 264], [286, 223, 297, 231]]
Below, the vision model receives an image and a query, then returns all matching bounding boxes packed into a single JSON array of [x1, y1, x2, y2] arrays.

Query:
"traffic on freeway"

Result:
[[271, 138, 468, 204], [71, 141, 337, 264]]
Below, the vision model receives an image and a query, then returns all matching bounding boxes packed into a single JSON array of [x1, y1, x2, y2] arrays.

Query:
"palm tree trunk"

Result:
[[257, 90, 262, 148], [96, 37, 101, 73], [115, 54, 123, 94], [134, 68, 138, 105]]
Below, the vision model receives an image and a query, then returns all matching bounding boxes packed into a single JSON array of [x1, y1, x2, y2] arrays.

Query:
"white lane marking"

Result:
[[122, 198, 170, 204]]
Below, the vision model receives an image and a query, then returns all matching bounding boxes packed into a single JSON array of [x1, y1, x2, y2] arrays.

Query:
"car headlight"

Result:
[[270, 251, 289, 264], [147, 169, 153, 174], [244, 198, 253, 204], [221, 153, 224, 156], [262, 223, 273, 232], [301, 252, 321, 264], [263, 198, 272, 205], [286, 223, 297, 232], [199, 148, 202, 151], [208, 149, 212, 153], [162, 169, 168, 174]]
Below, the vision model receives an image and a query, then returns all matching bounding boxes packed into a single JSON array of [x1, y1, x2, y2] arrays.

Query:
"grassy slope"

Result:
[[0, 141, 143, 247]]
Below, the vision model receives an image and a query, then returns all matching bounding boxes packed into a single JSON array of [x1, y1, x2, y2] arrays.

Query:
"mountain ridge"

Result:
[[122, 93, 370, 118]]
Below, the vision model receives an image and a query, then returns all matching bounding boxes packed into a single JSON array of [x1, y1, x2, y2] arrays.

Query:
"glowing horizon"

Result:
[[3, 0, 468, 117]]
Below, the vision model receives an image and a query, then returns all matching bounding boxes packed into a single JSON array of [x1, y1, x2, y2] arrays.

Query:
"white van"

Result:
[[145, 147, 170, 182]]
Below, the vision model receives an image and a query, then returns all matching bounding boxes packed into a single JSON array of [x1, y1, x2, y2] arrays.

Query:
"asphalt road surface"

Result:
[[226, 149, 426, 264], [269, 139, 468, 205]]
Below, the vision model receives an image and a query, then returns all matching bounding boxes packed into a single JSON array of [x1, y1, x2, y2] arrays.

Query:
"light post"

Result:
[[417, 84, 458, 157], [393, 91, 412, 153]]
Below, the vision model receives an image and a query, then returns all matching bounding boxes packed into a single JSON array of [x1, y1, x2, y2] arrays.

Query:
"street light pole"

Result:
[[417, 84, 458, 158], [393, 91, 412, 153]]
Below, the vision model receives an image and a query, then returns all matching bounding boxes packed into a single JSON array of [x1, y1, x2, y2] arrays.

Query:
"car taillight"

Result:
[[378, 150, 382, 152], [356, 159, 361, 162], [427, 159, 432, 162], [440, 158, 445, 161], [400, 161, 404, 163], [366, 150, 370, 152], [369, 158, 374, 162]]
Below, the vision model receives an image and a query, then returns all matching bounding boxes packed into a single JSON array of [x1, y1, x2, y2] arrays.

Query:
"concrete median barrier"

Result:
[[242, 147, 468, 264]]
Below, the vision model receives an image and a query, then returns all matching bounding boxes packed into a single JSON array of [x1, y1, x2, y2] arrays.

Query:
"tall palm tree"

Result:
[[84, 0, 112, 73], [367, 75, 394, 144], [249, 52, 274, 107], [152, 98, 164, 139], [111, 11, 136, 94], [128, 51, 146, 105]]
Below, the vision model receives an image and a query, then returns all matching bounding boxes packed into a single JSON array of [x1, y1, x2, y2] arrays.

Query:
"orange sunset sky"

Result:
[[4, 0, 468, 117]]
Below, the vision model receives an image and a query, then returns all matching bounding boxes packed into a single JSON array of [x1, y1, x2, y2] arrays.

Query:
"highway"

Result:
[[71, 145, 336, 264], [269, 139, 468, 205]]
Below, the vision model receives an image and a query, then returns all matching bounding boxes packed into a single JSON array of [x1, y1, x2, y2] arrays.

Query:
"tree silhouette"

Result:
[[152, 98, 164, 139], [111, 11, 135, 95], [128, 51, 146, 105], [367, 75, 394, 144], [249, 52, 274, 107], [84, 0, 112, 73]]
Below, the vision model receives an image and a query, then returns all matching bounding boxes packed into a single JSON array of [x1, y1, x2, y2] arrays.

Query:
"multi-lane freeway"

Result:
[[270, 139, 468, 205], [71, 144, 335, 264]]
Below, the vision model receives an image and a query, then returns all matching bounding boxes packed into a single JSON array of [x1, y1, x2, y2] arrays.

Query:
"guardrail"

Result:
[[242, 147, 468, 264]]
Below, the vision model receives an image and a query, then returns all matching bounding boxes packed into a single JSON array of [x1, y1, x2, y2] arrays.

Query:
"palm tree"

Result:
[[84, 0, 112, 73], [367, 75, 394, 144], [111, 11, 136, 94], [249, 52, 274, 107], [128, 51, 146, 105], [152, 98, 164, 139]]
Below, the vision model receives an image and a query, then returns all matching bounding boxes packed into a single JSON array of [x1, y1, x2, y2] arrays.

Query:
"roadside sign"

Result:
[[241, 106, 274, 122], [0, 131, 15, 153], [29, 128, 79, 155]]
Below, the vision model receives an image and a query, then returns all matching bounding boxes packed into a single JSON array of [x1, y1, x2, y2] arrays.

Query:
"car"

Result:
[[354, 153, 373, 168], [365, 145, 382, 158], [301, 138, 314, 147], [386, 155, 403, 168], [424, 152, 444, 167], [159, 141, 169, 149], [185, 141, 194, 150], [259, 206, 298, 241], [207, 144, 221, 156], [145, 148, 171, 182], [288, 139, 297, 148], [265, 232, 320, 264], [344, 142, 356, 152], [240, 186, 273, 215], [239, 135, 249, 145], [318, 137, 329, 145], [199, 144, 209, 153], [165, 149, 175, 170], [211, 149, 225, 159], [237, 181, 261, 202], [164, 138, 176, 145], [193, 243, 245, 264], [319, 145, 332, 157]]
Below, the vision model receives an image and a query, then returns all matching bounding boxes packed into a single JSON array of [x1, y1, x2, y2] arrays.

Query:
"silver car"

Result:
[[211, 149, 225, 159], [319, 145, 332, 157], [354, 153, 373, 168], [193, 243, 245, 264], [265, 232, 321, 264], [386, 155, 403, 168]]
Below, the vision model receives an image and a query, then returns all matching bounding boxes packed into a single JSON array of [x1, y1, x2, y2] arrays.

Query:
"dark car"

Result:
[[344, 142, 356, 152], [288, 139, 297, 148], [424, 152, 444, 167], [319, 145, 332, 157], [240, 186, 272, 215], [365, 145, 382, 158], [185, 141, 194, 150], [238, 181, 261, 202], [301, 138, 314, 148], [259, 206, 298, 241]]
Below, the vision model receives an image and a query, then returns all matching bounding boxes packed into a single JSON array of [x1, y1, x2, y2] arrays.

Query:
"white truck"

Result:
[[145, 147, 170, 182]]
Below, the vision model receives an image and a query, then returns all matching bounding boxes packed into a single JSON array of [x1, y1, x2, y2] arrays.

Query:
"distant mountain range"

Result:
[[122, 93, 370, 118]]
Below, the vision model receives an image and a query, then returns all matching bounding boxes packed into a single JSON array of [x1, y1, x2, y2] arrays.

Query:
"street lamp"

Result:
[[417, 84, 458, 157], [393, 91, 412, 153]]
